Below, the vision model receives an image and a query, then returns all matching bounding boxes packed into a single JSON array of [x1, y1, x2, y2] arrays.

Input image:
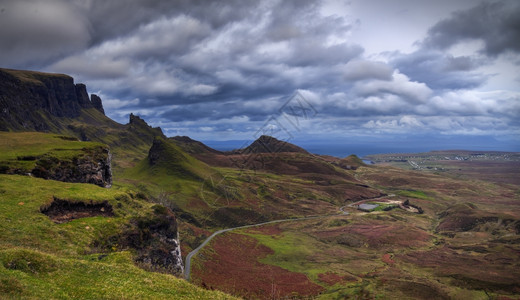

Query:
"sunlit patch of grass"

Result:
[[0, 132, 107, 174], [0, 248, 235, 299], [397, 189, 432, 200], [0, 173, 237, 299], [240, 228, 332, 281]]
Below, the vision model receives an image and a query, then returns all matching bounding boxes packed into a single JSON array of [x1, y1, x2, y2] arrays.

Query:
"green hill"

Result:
[[0, 174, 235, 299], [0, 130, 236, 299]]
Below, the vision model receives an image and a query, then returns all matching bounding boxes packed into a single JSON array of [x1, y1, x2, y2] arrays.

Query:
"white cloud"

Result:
[[186, 84, 218, 96], [102, 97, 140, 110], [354, 71, 432, 104]]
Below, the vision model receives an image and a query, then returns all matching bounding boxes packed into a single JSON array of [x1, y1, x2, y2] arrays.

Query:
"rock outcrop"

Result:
[[122, 205, 184, 276], [90, 94, 105, 115], [0, 68, 106, 131], [30, 146, 113, 188], [129, 113, 163, 137]]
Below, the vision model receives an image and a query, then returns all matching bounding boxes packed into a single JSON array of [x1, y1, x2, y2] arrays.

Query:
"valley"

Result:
[[187, 157, 520, 299], [0, 68, 519, 299]]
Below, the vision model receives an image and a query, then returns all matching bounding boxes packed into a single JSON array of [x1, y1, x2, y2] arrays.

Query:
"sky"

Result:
[[1, 0, 519, 154]]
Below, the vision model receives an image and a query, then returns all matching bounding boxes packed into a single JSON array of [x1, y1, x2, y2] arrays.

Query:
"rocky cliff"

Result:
[[0, 68, 105, 131], [31, 146, 113, 188], [121, 204, 184, 276]]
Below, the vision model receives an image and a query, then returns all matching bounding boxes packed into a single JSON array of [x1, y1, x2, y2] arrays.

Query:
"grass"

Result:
[[3, 122, 519, 299], [119, 137, 224, 224], [0, 174, 127, 255], [0, 174, 237, 299], [0, 248, 235, 299], [1, 68, 70, 85], [0, 132, 107, 173], [396, 189, 432, 200], [243, 230, 324, 276]]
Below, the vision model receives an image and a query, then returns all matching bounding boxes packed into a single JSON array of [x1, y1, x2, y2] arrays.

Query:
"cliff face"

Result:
[[90, 94, 105, 115], [122, 205, 184, 276], [31, 146, 113, 188], [0, 68, 165, 166], [0, 68, 105, 131]]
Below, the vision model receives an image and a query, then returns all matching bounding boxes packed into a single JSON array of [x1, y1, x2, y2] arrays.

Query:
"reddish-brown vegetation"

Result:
[[440, 160, 520, 186], [315, 220, 431, 250], [381, 253, 395, 264], [244, 224, 283, 236], [317, 272, 357, 286], [398, 245, 520, 293], [192, 232, 324, 299]]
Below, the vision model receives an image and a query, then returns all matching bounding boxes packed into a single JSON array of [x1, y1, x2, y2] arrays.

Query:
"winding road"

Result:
[[184, 194, 395, 281], [184, 215, 325, 281]]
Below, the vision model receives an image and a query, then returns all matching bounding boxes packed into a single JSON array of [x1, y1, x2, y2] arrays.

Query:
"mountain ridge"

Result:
[[0, 68, 105, 131]]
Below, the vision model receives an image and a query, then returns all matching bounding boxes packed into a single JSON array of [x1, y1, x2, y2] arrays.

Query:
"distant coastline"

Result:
[[203, 139, 519, 159]]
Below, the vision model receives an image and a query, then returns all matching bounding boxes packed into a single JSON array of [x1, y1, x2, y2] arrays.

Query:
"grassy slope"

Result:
[[120, 137, 217, 215], [0, 175, 235, 299], [0, 132, 236, 299], [0, 132, 106, 173]]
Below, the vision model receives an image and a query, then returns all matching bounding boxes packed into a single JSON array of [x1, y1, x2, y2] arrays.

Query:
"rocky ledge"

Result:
[[31, 146, 113, 188]]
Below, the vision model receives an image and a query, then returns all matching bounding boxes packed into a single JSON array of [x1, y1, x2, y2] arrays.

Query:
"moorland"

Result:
[[0, 68, 519, 299]]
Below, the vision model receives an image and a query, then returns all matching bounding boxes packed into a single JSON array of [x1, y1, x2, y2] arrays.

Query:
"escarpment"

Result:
[[0, 68, 105, 131]]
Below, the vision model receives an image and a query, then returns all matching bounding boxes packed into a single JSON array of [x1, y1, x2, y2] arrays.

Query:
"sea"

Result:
[[203, 136, 519, 159]]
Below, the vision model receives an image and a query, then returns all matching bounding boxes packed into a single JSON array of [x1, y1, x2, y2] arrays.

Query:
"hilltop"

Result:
[[170, 136, 223, 155], [237, 135, 309, 154]]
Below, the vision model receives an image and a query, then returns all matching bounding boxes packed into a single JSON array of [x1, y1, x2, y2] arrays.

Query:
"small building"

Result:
[[358, 203, 379, 212]]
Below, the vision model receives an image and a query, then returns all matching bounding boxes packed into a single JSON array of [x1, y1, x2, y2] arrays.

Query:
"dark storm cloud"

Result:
[[390, 1, 520, 91], [46, 0, 368, 116], [422, 0, 520, 56], [0, 0, 254, 68], [1, 0, 518, 140], [160, 99, 281, 122], [75, 0, 257, 44], [0, 0, 90, 68]]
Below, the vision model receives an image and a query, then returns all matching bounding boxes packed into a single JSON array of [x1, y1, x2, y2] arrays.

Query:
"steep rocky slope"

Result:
[[0, 68, 165, 172], [0, 68, 105, 131]]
